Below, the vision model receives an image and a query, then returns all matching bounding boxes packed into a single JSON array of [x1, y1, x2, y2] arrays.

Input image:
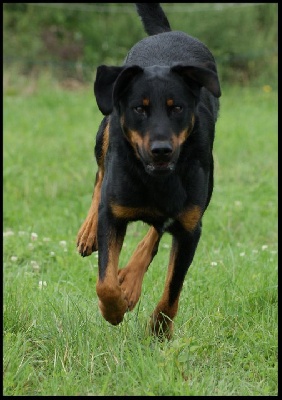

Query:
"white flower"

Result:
[[30, 260, 40, 270], [31, 232, 38, 241], [59, 240, 67, 247], [3, 230, 14, 237], [240, 252, 245, 257], [211, 261, 217, 266], [38, 281, 47, 289], [10, 256, 18, 262], [261, 245, 268, 251], [50, 251, 55, 257]]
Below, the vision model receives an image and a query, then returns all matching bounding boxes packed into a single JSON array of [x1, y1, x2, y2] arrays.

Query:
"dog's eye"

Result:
[[171, 106, 183, 114], [134, 106, 147, 115]]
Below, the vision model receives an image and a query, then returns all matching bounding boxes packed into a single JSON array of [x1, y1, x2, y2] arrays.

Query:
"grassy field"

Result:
[[3, 72, 277, 396]]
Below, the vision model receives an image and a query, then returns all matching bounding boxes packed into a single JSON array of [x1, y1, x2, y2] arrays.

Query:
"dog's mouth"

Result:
[[136, 143, 178, 176], [146, 161, 175, 176]]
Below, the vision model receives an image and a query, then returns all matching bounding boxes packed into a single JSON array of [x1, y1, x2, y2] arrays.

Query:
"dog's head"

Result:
[[94, 63, 221, 177]]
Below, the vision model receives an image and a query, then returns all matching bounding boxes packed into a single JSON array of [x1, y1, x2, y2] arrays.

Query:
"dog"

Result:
[[77, 3, 221, 339]]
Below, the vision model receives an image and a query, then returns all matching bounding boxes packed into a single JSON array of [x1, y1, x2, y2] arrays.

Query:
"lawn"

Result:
[[3, 72, 278, 396]]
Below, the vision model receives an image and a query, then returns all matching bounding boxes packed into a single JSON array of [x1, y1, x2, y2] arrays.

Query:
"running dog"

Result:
[[77, 3, 221, 338]]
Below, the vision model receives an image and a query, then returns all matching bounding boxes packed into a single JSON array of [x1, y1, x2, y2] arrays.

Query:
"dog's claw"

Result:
[[77, 234, 98, 257]]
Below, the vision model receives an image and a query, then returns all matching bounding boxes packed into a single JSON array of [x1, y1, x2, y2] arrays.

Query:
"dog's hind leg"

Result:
[[150, 221, 202, 340], [77, 118, 109, 257], [118, 226, 161, 311], [76, 169, 102, 256]]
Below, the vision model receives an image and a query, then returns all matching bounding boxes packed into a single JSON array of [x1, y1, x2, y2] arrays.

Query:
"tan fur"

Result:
[[118, 226, 160, 310]]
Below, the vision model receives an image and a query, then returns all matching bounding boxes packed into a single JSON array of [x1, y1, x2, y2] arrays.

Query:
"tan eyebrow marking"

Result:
[[167, 99, 174, 107], [143, 98, 150, 106]]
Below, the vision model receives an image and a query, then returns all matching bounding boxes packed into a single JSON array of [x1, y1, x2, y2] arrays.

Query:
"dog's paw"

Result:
[[118, 267, 143, 311], [97, 284, 129, 325], [77, 218, 98, 256], [149, 310, 174, 340], [77, 235, 97, 257]]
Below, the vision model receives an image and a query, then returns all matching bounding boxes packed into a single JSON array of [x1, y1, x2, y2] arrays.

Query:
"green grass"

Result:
[[3, 72, 277, 396]]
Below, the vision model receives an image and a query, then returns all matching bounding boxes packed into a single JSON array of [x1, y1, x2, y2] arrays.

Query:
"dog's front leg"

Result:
[[118, 226, 161, 311], [96, 206, 128, 325]]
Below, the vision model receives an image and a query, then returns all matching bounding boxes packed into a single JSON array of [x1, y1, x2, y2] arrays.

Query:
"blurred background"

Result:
[[3, 2, 278, 88]]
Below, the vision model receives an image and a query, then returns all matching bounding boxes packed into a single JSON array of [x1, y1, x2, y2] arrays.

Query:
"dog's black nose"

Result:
[[150, 141, 173, 159]]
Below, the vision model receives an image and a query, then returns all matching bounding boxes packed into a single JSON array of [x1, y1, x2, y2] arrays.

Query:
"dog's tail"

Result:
[[135, 3, 171, 36]]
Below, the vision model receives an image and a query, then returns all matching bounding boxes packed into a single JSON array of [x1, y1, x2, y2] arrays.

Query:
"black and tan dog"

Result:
[[77, 3, 221, 338]]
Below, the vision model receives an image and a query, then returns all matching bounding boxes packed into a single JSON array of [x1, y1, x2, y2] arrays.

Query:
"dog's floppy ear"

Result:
[[171, 62, 221, 98], [94, 66, 123, 115], [94, 65, 143, 115]]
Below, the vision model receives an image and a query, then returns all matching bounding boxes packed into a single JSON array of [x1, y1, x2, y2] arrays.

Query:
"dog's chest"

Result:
[[145, 176, 187, 216]]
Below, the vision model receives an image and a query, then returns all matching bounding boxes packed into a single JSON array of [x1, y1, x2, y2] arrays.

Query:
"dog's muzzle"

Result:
[[141, 140, 177, 176]]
